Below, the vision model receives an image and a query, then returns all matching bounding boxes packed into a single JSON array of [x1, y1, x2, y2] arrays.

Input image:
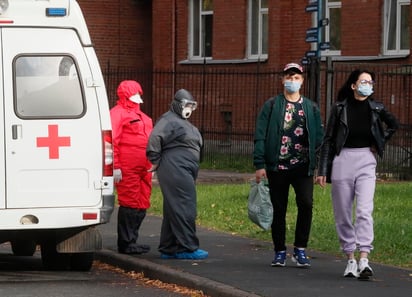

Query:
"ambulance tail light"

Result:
[[83, 212, 98, 220], [103, 131, 113, 177]]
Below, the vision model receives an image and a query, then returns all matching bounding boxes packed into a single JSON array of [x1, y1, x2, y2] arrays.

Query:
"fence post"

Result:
[[325, 57, 333, 118], [308, 57, 320, 104]]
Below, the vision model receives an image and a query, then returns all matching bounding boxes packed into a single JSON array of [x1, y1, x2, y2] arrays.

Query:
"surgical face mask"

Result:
[[357, 84, 374, 97], [129, 94, 143, 104], [284, 81, 301, 93]]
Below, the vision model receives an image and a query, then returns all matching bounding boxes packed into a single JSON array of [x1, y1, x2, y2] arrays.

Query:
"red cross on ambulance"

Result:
[[36, 124, 71, 159]]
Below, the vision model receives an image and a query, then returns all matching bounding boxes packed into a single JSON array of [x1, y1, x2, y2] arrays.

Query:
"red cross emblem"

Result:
[[36, 125, 71, 159]]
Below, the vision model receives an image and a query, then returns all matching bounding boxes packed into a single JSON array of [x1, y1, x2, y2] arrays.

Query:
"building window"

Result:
[[323, 0, 341, 56], [384, 0, 410, 55], [190, 0, 213, 59], [248, 0, 268, 59]]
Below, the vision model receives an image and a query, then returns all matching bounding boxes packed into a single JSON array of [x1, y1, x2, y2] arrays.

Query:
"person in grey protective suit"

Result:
[[146, 89, 208, 260]]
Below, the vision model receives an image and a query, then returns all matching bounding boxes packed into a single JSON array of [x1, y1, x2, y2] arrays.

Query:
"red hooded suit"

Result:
[[110, 80, 153, 209]]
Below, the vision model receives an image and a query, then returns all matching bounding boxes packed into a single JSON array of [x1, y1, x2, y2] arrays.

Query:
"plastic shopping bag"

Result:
[[247, 180, 273, 231]]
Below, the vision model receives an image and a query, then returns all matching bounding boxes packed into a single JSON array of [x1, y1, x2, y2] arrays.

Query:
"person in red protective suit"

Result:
[[110, 80, 153, 254]]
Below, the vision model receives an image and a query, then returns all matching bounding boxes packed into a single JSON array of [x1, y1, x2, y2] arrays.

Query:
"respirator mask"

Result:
[[180, 99, 197, 119]]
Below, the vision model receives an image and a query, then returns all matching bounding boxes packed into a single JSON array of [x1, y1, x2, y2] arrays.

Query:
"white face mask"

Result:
[[182, 107, 193, 119], [129, 94, 143, 104], [179, 99, 197, 119]]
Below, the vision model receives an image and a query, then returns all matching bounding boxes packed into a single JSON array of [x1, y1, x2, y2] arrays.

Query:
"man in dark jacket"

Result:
[[254, 63, 324, 268]]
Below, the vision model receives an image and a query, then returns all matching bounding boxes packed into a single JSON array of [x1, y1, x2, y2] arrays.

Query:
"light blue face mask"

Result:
[[357, 84, 374, 97], [284, 81, 302, 93]]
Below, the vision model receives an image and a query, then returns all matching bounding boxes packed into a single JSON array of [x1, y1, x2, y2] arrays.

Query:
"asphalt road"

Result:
[[0, 243, 195, 297]]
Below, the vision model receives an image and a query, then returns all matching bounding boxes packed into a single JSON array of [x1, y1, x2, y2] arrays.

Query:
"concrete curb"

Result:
[[95, 249, 261, 297]]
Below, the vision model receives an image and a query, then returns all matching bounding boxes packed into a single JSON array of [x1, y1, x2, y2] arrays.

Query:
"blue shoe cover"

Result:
[[175, 249, 208, 259], [160, 253, 176, 259]]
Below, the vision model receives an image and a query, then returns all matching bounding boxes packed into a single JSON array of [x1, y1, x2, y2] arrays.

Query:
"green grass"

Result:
[[200, 153, 255, 173], [148, 182, 412, 269]]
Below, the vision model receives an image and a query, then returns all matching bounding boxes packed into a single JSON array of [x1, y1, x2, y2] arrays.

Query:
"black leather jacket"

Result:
[[318, 98, 399, 181]]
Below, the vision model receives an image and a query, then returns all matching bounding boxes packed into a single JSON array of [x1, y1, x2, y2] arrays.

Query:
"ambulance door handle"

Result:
[[12, 124, 22, 140]]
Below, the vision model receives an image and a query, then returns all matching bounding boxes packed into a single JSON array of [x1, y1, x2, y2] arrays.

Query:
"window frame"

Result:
[[189, 0, 214, 60], [383, 0, 410, 55], [322, 0, 341, 56], [247, 0, 268, 60]]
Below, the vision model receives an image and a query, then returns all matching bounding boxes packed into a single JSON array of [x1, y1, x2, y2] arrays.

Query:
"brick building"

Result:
[[78, 0, 152, 70], [78, 0, 411, 109], [78, 0, 409, 141], [79, 0, 411, 70], [76, 0, 411, 178]]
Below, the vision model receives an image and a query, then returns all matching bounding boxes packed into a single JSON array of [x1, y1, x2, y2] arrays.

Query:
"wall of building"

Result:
[[75, 0, 411, 128], [151, 1, 313, 70], [78, 0, 152, 70], [341, 0, 382, 56], [76, 1, 412, 71]]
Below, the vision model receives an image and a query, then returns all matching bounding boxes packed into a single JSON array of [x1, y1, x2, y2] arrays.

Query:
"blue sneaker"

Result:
[[271, 251, 286, 267], [175, 249, 208, 260], [292, 248, 311, 267]]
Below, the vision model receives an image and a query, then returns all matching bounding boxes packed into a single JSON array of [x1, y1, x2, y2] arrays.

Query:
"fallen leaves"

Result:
[[94, 261, 209, 297]]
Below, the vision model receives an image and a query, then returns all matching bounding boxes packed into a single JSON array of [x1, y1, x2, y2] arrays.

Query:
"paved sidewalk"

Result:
[[96, 170, 412, 297]]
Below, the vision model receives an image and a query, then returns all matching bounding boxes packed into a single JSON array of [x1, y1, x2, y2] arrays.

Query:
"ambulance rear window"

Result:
[[14, 56, 84, 118]]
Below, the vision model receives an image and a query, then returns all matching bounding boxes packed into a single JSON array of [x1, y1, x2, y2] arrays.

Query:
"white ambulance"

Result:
[[0, 0, 114, 270]]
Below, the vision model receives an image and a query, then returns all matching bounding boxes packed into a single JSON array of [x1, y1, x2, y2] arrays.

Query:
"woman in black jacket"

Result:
[[316, 69, 399, 279]]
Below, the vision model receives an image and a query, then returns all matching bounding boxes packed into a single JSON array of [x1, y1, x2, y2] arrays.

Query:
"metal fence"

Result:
[[103, 62, 412, 180]]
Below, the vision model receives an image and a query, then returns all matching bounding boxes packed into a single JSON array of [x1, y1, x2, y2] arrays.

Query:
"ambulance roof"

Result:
[[0, 0, 92, 45]]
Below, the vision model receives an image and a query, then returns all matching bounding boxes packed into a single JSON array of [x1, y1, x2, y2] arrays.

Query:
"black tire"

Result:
[[40, 242, 71, 270], [70, 252, 94, 271], [11, 240, 37, 256]]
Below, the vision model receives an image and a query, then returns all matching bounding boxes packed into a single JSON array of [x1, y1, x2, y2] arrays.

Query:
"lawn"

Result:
[[148, 182, 412, 269]]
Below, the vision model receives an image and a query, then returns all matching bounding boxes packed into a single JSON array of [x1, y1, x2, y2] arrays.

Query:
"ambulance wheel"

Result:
[[70, 252, 94, 271], [40, 242, 71, 270], [11, 240, 37, 256]]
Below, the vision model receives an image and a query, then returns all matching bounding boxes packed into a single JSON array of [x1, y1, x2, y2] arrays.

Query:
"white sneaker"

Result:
[[358, 258, 373, 280], [343, 259, 359, 278]]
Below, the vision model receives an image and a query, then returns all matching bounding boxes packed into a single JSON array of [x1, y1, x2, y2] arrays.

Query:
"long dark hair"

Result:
[[337, 69, 376, 101]]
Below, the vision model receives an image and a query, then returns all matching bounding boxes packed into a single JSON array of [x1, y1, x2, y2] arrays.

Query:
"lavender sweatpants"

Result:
[[331, 147, 377, 255]]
